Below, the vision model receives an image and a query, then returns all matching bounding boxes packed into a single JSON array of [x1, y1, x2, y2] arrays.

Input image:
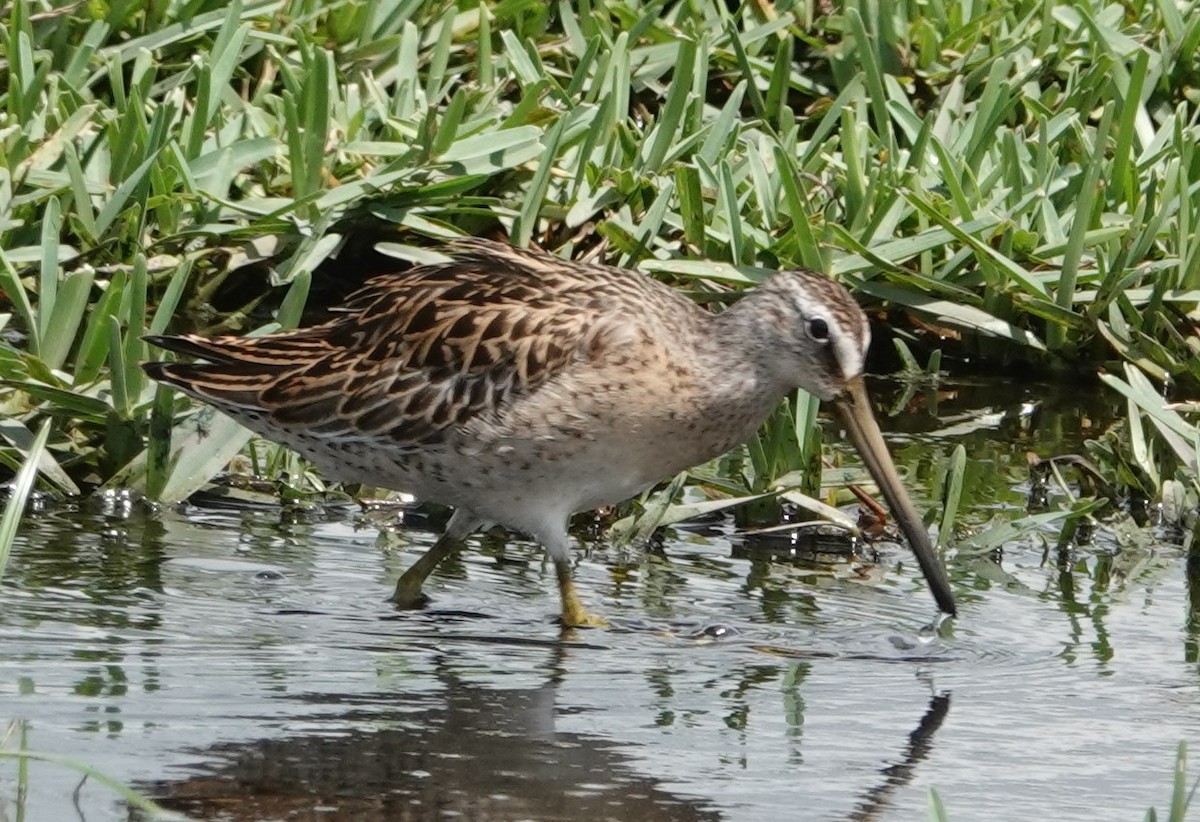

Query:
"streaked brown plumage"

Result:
[[144, 239, 955, 625]]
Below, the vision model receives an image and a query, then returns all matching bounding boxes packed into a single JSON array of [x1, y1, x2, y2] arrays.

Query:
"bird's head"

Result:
[[740, 270, 957, 617], [749, 269, 873, 401]]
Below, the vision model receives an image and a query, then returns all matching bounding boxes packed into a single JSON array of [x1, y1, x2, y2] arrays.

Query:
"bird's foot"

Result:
[[391, 580, 431, 610], [559, 595, 608, 629], [554, 558, 607, 627]]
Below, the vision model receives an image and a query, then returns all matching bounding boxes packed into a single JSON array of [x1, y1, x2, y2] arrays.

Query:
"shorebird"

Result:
[[144, 239, 956, 625]]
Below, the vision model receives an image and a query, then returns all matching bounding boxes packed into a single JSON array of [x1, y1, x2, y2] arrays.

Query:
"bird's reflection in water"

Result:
[[144, 640, 950, 821], [144, 646, 720, 821], [849, 689, 952, 821]]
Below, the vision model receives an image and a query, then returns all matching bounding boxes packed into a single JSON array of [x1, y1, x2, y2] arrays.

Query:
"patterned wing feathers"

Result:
[[142, 242, 624, 448]]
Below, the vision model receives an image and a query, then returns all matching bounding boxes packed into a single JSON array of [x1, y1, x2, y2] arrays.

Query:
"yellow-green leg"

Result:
[[555, 559, 607, 628], [392, 531, 463, 609]]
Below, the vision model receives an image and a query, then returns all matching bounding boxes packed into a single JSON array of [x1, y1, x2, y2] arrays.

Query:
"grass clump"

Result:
[[0, 0, 1193, 514]]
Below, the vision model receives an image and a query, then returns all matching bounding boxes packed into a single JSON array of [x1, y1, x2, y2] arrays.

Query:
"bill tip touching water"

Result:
[[143, 239, 956, 624]]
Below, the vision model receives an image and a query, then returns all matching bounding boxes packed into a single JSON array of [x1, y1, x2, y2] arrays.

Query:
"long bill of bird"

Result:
[[834, 376, 957, 616]]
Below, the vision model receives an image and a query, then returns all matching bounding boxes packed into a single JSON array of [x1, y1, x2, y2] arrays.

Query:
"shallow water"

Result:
[[2, 377, 1198, 821]]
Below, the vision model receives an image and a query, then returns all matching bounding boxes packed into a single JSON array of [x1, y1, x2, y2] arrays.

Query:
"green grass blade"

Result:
[[98, 0, 284, 60], [37, 196, 62, 345], [146, 409, 254, 503], [276, 270, 312, 329], [675, 164, 706, 253], [938, 444, 967, 548], [95, 149, 164, 238], [639, 37, 696, 173], [0, 749, 183, 819], [107, 316, 129, 417], [1050, 102, 1116, 349], [0, 249, 37, 358], [41, 268, 95, 371], [1111, 50, 1149, 205], [73, 270, 127, 386], [145, 384, 175, 501], [845, 7, 893, 152], [0, 420, 50, 583], [148, 260, 193, 335], [513, 115, 567, 248], [928, 788, 950, 822]]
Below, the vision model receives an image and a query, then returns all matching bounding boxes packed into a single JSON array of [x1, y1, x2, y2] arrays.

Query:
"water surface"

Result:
[[2, 378, 1197, 821]]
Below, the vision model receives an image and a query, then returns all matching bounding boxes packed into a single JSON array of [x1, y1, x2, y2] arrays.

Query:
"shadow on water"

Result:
[[3, 375, 1199, 821]]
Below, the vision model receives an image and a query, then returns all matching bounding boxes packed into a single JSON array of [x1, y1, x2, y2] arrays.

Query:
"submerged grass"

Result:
[[0, 2, 1194, 549], [0, 419, 46, 582], [1, 720, 183, 819]]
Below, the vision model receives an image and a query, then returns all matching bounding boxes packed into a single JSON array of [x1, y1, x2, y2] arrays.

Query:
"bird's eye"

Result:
[[808, 318, 830, 341]]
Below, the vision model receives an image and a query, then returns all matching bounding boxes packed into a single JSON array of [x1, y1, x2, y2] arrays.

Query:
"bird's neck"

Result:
[[707, 287, 796, 394], [678, 294, 797, 458]]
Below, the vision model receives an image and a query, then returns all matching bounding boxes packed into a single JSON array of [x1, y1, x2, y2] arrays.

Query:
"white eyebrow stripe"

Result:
[[856, 315, 871, 376], [833, 322, 867, 380], [785, 269, 871, 380]]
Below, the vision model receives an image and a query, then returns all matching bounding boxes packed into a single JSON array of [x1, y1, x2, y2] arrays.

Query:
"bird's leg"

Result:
[[392, 510, 482, 608], [391, 530, 463, 608], [555, 559, 607, 628]]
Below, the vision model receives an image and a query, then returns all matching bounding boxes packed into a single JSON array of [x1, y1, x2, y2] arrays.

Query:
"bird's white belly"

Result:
[[443, 432, 677, 520]]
